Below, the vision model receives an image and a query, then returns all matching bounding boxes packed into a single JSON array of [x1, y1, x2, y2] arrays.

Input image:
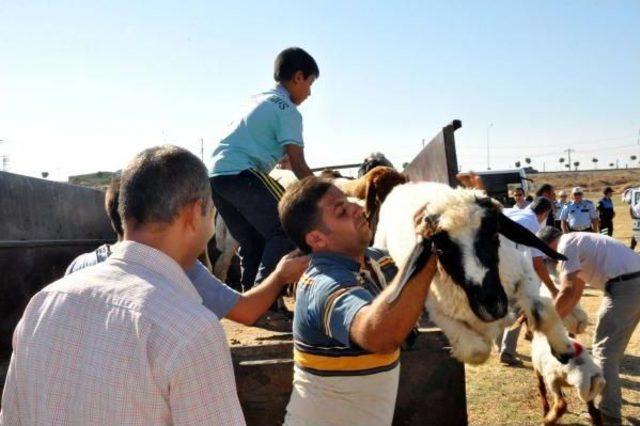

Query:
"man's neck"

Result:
[[315, 247, 366, 265], [124, 226, 196, 270]]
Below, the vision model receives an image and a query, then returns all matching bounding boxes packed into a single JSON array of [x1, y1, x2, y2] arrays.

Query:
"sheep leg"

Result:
[[514, 283, 574, 363], [586, 400, 603, 426], [536, 370, 550, 415], [544, 386, 567, 425], [213, 245, 236, 282]]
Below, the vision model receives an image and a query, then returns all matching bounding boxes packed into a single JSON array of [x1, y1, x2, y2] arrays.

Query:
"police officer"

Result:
[[560, 187, 599, 233], [553, 190, 569, 229], [597, 186, 615, 237]]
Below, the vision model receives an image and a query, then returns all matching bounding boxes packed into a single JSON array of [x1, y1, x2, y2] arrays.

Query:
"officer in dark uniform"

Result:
[[597, 186, 615, 237]]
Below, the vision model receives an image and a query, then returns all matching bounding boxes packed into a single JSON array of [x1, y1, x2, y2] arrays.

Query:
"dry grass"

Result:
[[466, 193, 640, 425]]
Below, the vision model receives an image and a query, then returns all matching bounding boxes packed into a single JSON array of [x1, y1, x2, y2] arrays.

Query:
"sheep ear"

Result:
[[497, 213, 567, 261]]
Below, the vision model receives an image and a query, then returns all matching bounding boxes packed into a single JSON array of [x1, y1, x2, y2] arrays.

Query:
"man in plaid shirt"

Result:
[[1, 146, 245, 425]]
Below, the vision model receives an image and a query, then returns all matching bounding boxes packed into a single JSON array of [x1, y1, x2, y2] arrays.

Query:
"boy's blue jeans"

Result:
[[210, 170, 295, 291]]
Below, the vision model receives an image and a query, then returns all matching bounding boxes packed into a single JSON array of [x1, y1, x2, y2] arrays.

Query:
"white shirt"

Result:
[[503, 208, 543, 258], [558, 232, 640, 290], [285, 365, 400, 426], [0, 241, 245, 426]]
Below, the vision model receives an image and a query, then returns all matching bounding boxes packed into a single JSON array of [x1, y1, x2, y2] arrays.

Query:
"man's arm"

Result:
[[554, 271, 585, 318], [561, 219, 569, 233], [349, 251, 437, 354], [532, 256, 558, 297], [285, 144, 313, 179], [226, 251, 309, 325], [591, 203, 599, 232]]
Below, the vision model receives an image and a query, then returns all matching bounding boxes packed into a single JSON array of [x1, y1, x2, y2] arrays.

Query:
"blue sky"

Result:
[[1, 0, 638, 180]]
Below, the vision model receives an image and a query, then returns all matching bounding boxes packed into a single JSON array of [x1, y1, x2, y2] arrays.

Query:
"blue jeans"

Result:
[[210, 170, 295, 291]]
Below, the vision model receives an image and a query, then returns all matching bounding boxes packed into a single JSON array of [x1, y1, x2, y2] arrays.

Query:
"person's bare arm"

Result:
[[349, 252, 437, 354], [561, 219, 569, 233], [285, 145, 313, 179], [226, 251, 309, 325], [592, 218, 600, 233], [554, 271, 585, 318], [532, 256, 558, 297]]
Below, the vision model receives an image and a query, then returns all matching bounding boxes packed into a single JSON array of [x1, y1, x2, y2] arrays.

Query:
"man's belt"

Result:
[[606, 270, 640, 285], [569, 226, 593, 232]]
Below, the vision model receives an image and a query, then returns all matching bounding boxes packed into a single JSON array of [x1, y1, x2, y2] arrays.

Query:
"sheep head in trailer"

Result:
[[375, 182, 576, 364]]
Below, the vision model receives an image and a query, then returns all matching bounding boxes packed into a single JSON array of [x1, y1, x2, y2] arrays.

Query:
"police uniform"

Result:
[[597, 196, 615, 236], [554, 200, 569, 229], [560, 199, 598, 232]]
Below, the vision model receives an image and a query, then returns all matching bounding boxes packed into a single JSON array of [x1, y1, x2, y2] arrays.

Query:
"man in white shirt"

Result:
[[1, 145, 246, 425], [539, 227, 640, 425], [497, 197, 556, 366]]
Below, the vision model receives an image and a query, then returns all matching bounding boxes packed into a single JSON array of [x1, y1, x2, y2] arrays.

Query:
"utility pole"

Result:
[[200, 138, 204, 162], [564, 148, 574, 168], [0, 139, 8, 172], [486, 123, 493, 170]]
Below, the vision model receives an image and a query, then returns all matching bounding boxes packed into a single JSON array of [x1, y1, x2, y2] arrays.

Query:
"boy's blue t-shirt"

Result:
[[210, 85, 304, 176]]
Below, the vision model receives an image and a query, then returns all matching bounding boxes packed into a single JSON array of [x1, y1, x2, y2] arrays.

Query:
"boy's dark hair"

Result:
[[538, 226, 563, 245], [278, 176, 332, 253], [119, 145, 211, 230], [105, 176, 124, 239], [274, 47, 319, 82], [529, 197, 553, 215], [536, 183, 554, 197]]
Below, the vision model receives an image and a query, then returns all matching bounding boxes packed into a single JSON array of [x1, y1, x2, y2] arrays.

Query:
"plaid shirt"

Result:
[[0, 241, 245, 425]]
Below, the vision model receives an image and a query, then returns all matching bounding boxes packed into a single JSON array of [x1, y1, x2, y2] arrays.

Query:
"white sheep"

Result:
[[532, 332, 605, 425], [374, 182, 577, 365]]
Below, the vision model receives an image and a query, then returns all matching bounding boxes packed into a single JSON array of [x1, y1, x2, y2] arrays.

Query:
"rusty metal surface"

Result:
[[0, 171, 115, 360], [403, 120, 461, 186], [231, 329, 467, 426]]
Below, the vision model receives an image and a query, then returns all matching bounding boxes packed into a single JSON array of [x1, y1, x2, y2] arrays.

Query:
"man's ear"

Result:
[[182, 199, 202, 232], [293, 70, 305, 84], [305, 229, 327, 251]]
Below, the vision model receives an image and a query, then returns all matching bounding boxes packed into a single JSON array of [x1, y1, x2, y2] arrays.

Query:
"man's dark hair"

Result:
[[535, 183, 554, 197], [105, 176, 124, 238], [529, 197, 553, 215], [538, 226, 563, 245], [274, 47, 319, 82], [278, 176, 332, 254], [119, 145, 210, 229], [603, 186, 613, 195]]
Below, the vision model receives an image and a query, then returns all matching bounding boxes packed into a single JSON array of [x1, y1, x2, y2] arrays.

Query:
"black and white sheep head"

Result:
[[418, 187, 567, 323]]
